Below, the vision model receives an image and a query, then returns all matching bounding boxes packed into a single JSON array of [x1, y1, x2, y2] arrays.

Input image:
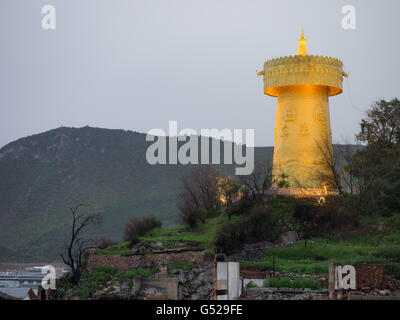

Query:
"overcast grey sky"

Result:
[[0, 0, 399, 147]]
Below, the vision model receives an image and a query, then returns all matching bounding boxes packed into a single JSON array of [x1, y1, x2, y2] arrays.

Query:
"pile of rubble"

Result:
[[175, 262, 213, 300], [227, 241, 275, 261]]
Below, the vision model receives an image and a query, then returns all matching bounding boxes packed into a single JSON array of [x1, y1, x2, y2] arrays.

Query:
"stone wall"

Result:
[[355, 263, 385, 289], [87, 248, 205, 271], [240, 266, 270, 279]]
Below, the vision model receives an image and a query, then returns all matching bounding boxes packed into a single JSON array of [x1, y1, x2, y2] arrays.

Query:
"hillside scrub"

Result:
[[123, 216, 162, 247], [292, 195, 360, 238], [57, 266, 154, 299], [215, 205, 280, 254], [96, 238, 117, 249]]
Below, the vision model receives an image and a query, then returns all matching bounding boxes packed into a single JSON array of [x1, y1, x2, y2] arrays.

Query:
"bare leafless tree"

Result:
[[238, 162, 272, 200], [179, 165, 220, 210], [60, 204, 102, 285], [178, 165, 221, 228], [314, 137, 375, 202], [335, 142, 357, 195], [314, 138, 344, 194]]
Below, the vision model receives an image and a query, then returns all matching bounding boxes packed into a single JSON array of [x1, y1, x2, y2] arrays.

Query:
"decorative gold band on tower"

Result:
[[258, 31, 346, 192]]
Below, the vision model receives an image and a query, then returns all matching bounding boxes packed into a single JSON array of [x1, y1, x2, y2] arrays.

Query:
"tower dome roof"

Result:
[[258, 32, 345, 97]]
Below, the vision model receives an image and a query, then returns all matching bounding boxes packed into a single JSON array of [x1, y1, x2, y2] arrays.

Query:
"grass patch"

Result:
[[66, 267, 152, 299], [115, 269, 151, 281], [241, 239, 400, 275], [167, 262, 194, 272], [96, 241, 132, 255], [140, 215, 240, 249], [264, 277, 324, 290]]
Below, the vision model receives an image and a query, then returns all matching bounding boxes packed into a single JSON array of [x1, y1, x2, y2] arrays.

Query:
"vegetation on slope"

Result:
[[98, 197, 400, 279], [96, 214, 240, 255], [96, 97, 400, 284], [0, 126, 273, 261], [58, 266, 155, 299]]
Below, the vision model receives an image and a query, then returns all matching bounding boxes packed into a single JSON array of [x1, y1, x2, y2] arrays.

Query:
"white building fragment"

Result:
[[216, 262, 242, 300]]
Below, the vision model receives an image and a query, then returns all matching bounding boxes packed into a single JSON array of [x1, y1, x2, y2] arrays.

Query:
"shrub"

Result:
[[128, 235, 140, 247], [292, 196, 359, 237], [204, 250, 215, 258], [225, 191, 255, 218], [179, 207, 204, 230], [292, 197, 317, 223], [215, 205, 279, 254], [123, 216, 162, 243], [73, 287, 89, 299], [246, 281, 258, 288], [96, 238, 116, 249], [206, 206, 223, 219]]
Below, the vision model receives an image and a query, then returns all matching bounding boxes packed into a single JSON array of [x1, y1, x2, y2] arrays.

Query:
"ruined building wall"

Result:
[[86, 249, 205, 271]]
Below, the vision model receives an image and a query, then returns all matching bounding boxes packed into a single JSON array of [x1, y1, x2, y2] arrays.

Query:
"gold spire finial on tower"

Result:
[[297, 28, 308, 56]]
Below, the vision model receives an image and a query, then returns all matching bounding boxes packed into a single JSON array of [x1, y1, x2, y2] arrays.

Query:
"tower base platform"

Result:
[[265, 188, 339, 198]]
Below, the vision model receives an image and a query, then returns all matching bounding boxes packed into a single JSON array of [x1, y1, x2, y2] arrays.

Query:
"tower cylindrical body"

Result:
[[273, 85, 333, 188], [259, 46, 344, 191]]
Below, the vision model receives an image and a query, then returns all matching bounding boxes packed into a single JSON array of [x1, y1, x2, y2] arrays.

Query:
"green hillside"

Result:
[[0, 126, 273, 262], [98, 208, 400, 279], [0, 126, 360, 262]]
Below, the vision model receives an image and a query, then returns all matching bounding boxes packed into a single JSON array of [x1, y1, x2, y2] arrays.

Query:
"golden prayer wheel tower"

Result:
[[258, 30, 347, 193]]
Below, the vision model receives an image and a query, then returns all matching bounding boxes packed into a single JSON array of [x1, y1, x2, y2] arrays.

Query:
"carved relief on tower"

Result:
[[313, 106, 326, 126], [314, 106, 329, 138], [297, 145, 322, 166], [283, 106, 296, 122], [320, 127, 328, 139], [281, 125, 289, 139], [300, 123, 310, 137]]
